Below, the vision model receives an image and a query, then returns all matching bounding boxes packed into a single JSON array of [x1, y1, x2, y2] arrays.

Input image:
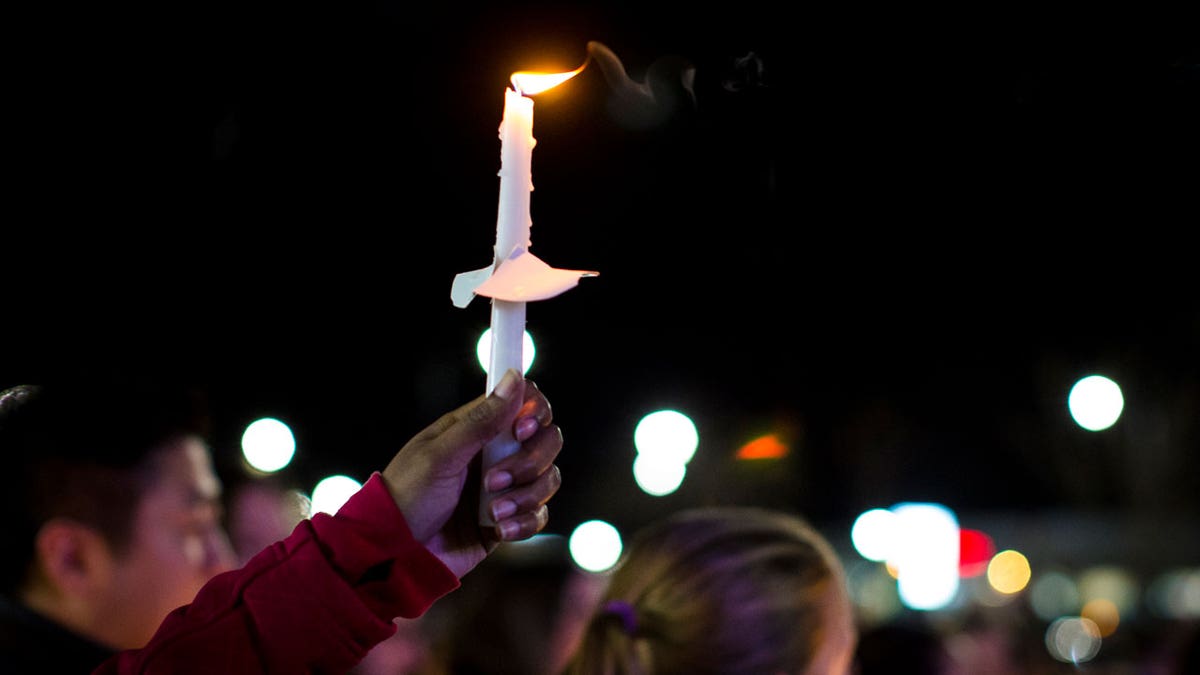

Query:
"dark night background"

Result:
[[6, 3, 1199, 576]]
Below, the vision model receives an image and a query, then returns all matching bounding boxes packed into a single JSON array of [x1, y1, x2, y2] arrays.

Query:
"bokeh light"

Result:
[[629, 410, 698, 496], [1081, 598, 1120, 637], [476, 328, 536, 375], [632, 452, 687, 496], [1067, 374, 1124, 431], [735, 433, 788, 460], [310, 474, 363, 516], [1030, 570, 1081, 621], [959, 528, 996, 578], [1077, 566, 1139, 617], [1147, 568, 1200, 619], [241, 417, 296, 473], [633, 410, 699, 464], [851, 508, 898, 562], [891, 502, 960, 611], [569, 519, 623, 573], [987, 550, 1032, 594], [1045, 616, 1102, 664], [846, 560, 903, 624]]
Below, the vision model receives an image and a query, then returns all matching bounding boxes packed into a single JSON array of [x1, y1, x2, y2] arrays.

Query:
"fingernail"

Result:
[[498, 520, 520, 540], [493, 368, 520, 401], [486, 470, 513, 492], [515, 416, 539, 440], [491, 499, 517, 521]]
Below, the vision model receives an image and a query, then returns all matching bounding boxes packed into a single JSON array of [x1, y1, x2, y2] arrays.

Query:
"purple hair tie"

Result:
[[602, 599, 638, 635]]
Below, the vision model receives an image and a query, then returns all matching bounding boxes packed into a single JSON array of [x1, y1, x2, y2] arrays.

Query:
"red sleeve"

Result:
[[94, 472, 461, 674]]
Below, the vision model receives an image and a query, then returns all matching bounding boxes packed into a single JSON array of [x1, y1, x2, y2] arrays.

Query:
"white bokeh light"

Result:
[[240, 417, 296, 473], [569, 519, 623, 573], [1068, 375, 1124, 431], [476, 328, 536, 375], [891, 502, 961, 611], [632, 453, 687, 496], [851, 508, 899, 562], [633, 410, 699, 464], [1045, 616, 1102, 664], [310, 475, 363, 516]]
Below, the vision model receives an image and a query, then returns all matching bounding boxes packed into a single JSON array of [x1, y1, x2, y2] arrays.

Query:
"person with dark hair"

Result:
[[0, 380, 237, 671], [561, 506, 858, 675], [0, 368, 564, 674]]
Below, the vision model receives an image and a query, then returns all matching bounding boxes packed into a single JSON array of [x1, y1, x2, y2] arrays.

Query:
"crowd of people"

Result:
[[2, 377, 1196, 674]]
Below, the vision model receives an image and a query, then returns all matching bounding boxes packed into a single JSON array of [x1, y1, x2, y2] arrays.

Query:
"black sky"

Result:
[[6, 3, 1199, 539]]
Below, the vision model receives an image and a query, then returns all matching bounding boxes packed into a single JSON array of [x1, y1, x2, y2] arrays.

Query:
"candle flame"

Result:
[[511, 60, 587, 96]]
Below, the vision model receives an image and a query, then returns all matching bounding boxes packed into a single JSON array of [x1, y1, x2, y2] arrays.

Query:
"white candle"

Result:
[[478, 85, 535, 525], [475, 66, 588, 526], [487, 86, 535, 398]]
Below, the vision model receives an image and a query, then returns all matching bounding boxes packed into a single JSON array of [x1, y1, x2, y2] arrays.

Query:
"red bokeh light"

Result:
[[959, 528, 996, 577]]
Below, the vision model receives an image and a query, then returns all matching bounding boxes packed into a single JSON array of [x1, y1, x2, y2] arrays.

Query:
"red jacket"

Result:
[[96, 472, 461, 674]]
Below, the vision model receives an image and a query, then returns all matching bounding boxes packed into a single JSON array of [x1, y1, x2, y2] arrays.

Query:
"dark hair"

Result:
[[563, 506, 847, 675], [0, 379, 212, 597]]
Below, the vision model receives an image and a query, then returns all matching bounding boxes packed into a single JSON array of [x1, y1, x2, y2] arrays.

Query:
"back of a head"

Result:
[[563, 506, 848, 675], [0, 379, 212, 598]]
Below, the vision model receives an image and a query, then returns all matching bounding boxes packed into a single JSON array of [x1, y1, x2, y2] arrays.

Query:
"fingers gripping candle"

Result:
[[450, 55, 596, 526]]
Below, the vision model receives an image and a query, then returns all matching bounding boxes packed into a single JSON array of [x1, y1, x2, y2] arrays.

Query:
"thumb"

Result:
[[417, 369, 525, 463]]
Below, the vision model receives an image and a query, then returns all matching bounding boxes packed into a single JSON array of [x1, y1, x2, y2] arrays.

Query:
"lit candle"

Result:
[[450, 60, 595, 526], [486, 84, 535, 408], [479, 67, 584, 525]]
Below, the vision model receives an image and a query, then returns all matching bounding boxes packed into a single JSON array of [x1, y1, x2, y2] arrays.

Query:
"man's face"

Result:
[[92, 436, 237, 649]]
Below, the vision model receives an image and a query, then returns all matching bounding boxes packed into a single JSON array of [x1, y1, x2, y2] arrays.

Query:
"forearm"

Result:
[[95, 473, 460, 674]]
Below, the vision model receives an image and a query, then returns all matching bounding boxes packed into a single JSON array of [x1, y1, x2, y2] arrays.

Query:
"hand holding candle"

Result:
[[451, 52, 597, 525]]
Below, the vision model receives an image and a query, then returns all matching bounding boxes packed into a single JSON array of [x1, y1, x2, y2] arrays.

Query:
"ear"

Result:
[[32, 518, 116, 597]]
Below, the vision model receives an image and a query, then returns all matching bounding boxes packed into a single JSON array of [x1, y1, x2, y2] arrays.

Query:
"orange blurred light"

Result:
[[1082, 598, 1121, 637], [736, 434, 789, 460], [885, 561, 900, 579]]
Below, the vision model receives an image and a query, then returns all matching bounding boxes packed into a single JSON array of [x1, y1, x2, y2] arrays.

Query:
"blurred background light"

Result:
[[569, 519, 623, 573], [1078, 566, 1139, 619], [1030, 569, 1081, 621], [891, 502, 960, 611], [735, 433, 788, 460], [1045, 616, 1102, 664], [987, 550, 1032, 595], [1147, 567, 1200, 619], [1068, 374, 1124, 431], [476, 328, 536, 375], [241, 417, 296, 473], [310, 474, 362, 516], [958, 528, 996, 578], [633, 410, 699, 464], [851, 508, 898, 562], [846, 560, 903, 625], [1080, 598, 1120, 637], [632, 452, 687, 496]]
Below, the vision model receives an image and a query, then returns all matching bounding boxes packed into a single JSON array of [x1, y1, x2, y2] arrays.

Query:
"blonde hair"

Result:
[[563, 506, 847, 675]]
